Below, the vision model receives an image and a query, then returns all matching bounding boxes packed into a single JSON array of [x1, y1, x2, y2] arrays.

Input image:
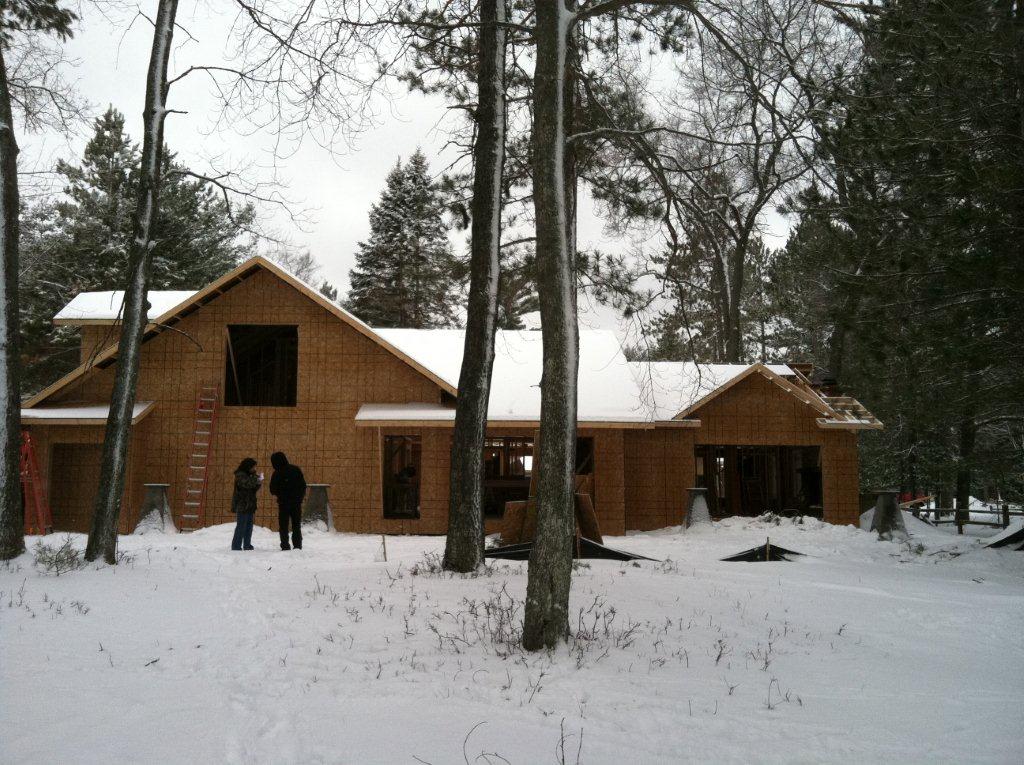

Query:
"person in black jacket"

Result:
[[231, 457, 262, 551], [269, 451, 307, 550]]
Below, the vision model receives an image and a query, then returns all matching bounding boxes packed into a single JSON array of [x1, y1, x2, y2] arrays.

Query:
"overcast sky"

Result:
[[24, 5, 619, 295], [22, 3, 788, 336]]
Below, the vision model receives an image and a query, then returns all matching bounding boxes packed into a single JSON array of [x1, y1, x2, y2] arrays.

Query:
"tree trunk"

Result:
[[0, 46, 23, 561], [954, 415, 975, 511], [85, 0, 178, 564], [523, 0, 578, 652], [443, 0, 507, 572], [723, 243, 745, 362]]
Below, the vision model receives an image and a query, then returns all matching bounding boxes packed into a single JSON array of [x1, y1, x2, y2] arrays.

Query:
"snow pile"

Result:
[[2, 521, 1022, 763]]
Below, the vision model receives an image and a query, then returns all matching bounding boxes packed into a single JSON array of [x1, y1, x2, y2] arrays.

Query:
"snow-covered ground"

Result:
[[2, 516, 1022, 764]]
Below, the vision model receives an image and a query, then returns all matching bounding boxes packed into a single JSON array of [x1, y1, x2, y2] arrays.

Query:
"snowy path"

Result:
[[2, 517, 1023, 764]]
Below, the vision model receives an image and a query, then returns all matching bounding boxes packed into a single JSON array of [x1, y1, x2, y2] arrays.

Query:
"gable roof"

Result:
[[632, 361, 795, 421], [26, 256, 457, 408], [667, 362, 836, 420]]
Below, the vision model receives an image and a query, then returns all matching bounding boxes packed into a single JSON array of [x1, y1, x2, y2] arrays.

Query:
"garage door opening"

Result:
[[695, 445, 822, 518]]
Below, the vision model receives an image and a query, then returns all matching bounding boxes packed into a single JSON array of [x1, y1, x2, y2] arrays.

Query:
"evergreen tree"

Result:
[[774, 1, 1024, 503], [0, 0, 78, 561], [18, 106, 255, 392], [318, 281, 338, 302], [496, 246, 539, 330], [345, 151, 460, 327]]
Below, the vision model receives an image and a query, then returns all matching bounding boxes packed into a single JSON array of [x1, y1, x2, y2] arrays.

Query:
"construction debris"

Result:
[[721, 537, 803, 562], [983, 522, 1024, 550], [485, 537, 657, 562]]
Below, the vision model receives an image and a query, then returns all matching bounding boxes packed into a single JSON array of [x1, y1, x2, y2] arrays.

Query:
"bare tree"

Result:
[[522, 0, 578, 651], [266, 246, 322, 283], [444, 0, 508, 573], [0, 1, 77, 562], [86, 0, 179, 564]]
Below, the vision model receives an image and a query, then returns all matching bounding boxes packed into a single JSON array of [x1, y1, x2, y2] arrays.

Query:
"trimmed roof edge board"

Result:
[[817, 418, 884, 431], [25, 256, 459, 408], [353, 403, 702, 429], [20, 401, 156, 426]]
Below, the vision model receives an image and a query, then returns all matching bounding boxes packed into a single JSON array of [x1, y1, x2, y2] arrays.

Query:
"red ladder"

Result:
[[20, 430, 53, 535], [180, 384, 220, 531]]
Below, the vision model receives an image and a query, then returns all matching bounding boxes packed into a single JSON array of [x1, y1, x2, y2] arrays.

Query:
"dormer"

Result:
[[53, 290, 197, 364]]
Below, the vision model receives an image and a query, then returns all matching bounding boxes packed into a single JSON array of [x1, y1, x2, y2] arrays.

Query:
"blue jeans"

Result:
[[232, 512, 254, 550]]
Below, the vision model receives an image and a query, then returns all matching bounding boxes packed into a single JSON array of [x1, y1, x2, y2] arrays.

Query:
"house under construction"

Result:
[[20, 257, 881, 535]]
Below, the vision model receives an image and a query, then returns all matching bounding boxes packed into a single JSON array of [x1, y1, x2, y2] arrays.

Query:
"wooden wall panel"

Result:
[[48, 443, 103, 532], [591, 428, 626, 535], [28, 424, 140, 534], [79, 326, 120, 365], [41, 269, 446, 534], [623, 429, 692, 531]]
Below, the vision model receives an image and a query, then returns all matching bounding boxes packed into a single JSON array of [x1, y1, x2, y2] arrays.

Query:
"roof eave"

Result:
[[20, 401, 157, 426], [354, 417, 698, 430], [816, 418, 885, 431]]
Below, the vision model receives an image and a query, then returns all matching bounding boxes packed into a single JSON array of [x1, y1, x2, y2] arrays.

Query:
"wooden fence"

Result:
[[909, 503, 1023, 535]]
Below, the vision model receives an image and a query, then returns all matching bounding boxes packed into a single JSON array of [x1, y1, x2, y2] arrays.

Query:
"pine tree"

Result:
[[18, 106, 255, 393], [345, 151, 460, 327], [773, 0, 1024, 503], [0, 0, 78, 561], [318, 281, 338, 302], [496, 247, 539, 330]]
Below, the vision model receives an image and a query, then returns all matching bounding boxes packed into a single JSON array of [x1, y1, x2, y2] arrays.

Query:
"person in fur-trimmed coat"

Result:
[[231, 457, 262, 550]]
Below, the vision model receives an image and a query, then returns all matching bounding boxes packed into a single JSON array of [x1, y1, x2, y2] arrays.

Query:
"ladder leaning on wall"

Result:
[[180, 384, 220, 532], [20, 430, 53, 535]]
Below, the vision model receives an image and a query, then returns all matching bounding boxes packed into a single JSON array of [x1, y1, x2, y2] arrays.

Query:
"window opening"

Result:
[[224, 325, 298, 406], [482, 437, 533, 518], [575, 437, 595, 475], [383, 435, 421, 519]]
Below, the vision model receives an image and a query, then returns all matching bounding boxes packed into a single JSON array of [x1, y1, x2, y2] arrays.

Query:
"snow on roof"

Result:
[[54, 291, 198, 323], [20, 402, 155, 424], [355, 402, 456, 423], [376, 328, 651, 422], [371, 329, 796, 423]]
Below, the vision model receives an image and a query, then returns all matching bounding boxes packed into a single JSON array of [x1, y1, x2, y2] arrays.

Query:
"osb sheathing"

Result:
[[34, 269, 448, 534], [623, 372, 861, 530], [79, 325, 120, 365]]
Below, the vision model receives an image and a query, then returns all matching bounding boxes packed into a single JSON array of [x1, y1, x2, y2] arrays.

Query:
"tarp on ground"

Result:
[[484, 537, 658, 562], [721, 539, 803, 562], [983, 521, 1024, 550]]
